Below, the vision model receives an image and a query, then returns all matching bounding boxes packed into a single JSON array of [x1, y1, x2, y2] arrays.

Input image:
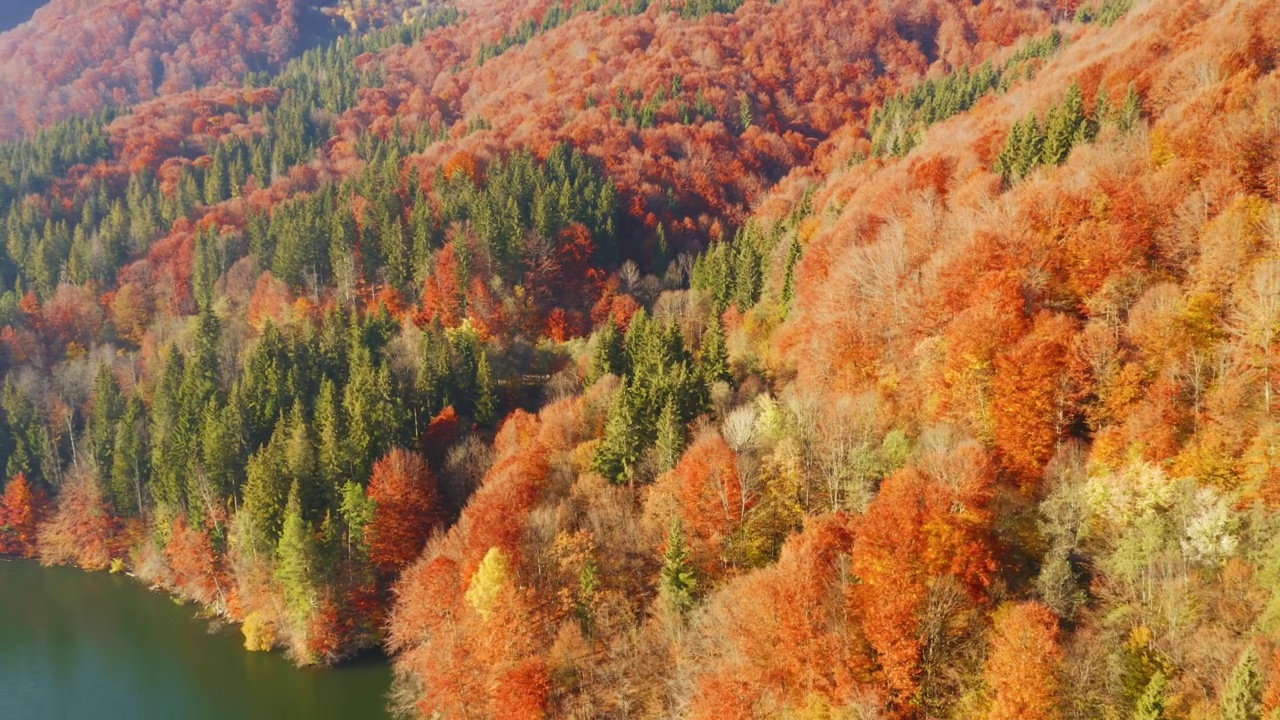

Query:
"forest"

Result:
[[2, 0, 1280, 717]]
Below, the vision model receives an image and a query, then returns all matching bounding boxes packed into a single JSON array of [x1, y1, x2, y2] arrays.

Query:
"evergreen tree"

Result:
[[732, 238, 762, 311], [1222, 646, 1263, 720], [315, 379, 345, 490], [593, 382, 643, 484], [474, 350, 498, 428], [1134, 672, 1168, 720], [276, 480, 318, 625], [88, 364, 124, 479], [587, 319, 627, 383], [343, 345, 402, 482], [110, 396, 149, 516], [700, 314, 730, 386], [654, 397, 686, 473], [660, 518, 698, 614], [1119, 83, 1143, 132]]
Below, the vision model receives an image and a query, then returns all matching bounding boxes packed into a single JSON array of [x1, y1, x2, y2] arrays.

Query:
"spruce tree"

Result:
[[700, 314, 730, 386], [475, 350, 499, 428], [660, 518, 698, 614], [1119, 83, 1142, 132], [110, 396, 149, 516], [587, 319, 627, 383], [88, 364, 124, 479], [654, 397, 686, 473], [1222, 646, 1263, 720], [276, 480, 317, 626], [592, 382, 643, 484], [1134, 672, 1168, 720]]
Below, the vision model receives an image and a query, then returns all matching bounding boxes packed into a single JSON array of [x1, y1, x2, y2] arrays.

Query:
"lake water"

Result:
[[0, 560, 392, 719]]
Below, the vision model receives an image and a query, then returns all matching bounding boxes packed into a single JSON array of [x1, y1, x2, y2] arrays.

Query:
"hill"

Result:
[[2, 0, 1280, 717]]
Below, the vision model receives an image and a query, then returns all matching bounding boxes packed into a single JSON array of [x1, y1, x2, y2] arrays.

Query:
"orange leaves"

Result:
[[35, 471, 122, 571], [0, 474, 49, 558], [246, 271, 296, 332], [992, 312, 1088, 494], [653, 432, 750, 576], [983, 602, 1064, 720], [850, 443, 997, 710], [688, 515, 868, 718], [166, 514, 227, 607], [367, 448, 446, 576]]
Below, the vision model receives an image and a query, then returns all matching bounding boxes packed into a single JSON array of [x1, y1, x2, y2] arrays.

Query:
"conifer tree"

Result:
[[1222, 646, 1263, 720], [88, 364, 124, 479], [110, 396, 149, 516], [700, 314, 730, 386], [276, 480, 318, 625], [660, 518, 698, 614], [593, 382, 643, 484], [655, 397, 686, 473], [1119, 83, 1143, 132], [474, 351, 498, 428], [1134, 672, 1168, 720], [587, 319, 627, 383]]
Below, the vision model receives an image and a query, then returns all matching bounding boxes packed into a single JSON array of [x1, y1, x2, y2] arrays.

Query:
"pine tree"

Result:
[[587, 319, 627, 383], [700, 314, 730, 386], [88, 364, 124, 480], [660, 518, 698, 614], [1222, 646, 1263, 720], [110, 396, 149, 516], [593, 382, 643, 484], [474, 350, 499, 428], [1119, 83, 1142, 132], [654, 397, 686, 473], [1134, 672, 1168, 720], [276, 480, 318, 626]]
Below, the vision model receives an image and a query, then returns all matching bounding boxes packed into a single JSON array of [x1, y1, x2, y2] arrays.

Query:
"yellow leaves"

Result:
[[1177, 292, 1226, 350], [1150, 126, 1175, 167], [465, 547, 512, 622], [241, 612, 278, 652]]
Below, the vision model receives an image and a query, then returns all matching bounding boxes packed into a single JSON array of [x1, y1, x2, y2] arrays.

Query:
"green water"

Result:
[[0, 560, 392, 719]]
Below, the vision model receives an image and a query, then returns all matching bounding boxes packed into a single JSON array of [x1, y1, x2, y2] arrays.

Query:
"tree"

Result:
[[592, 382, 643, 484], [984, 602, 1064, 720], [277, 480, 318, 627], [587, 319, 626, 383], [1134, 672, 1169, 720], [367, 448, 445, 575], [700, 313, 730, 386], [465, 546, 512, 621], [1223, 646, 1263, 720], [475, 351, 498, 428], [659, 517, 698, 615], [655, 397, 687, 473], [0, 473, 47, 557]]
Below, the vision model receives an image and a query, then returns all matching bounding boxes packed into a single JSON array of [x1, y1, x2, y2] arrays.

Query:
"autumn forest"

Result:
[[0, 0, 1279, 717]]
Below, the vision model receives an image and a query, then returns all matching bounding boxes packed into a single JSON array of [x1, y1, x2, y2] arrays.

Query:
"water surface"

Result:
[[0, 560, 392, 719]]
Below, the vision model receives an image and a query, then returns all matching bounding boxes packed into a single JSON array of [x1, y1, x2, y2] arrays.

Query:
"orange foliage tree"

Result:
[[992, 312, 1088, 494], [367, 448, 446, 576], [850, 442, 997, 713], [0, 474, 49, 557], [983, 602, 1064, 720]]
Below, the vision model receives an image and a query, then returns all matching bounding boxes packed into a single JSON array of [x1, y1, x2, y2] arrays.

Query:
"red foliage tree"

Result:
[[850, 442, 997, 712], [367, 448, 446, 575], [0, 474, 49, 557]]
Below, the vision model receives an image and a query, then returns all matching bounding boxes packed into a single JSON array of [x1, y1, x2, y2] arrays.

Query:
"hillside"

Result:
[[2, 0, 1280, 717]]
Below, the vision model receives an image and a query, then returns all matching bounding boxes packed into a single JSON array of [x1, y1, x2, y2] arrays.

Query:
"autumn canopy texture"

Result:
[[2, 0, 1280, 716]]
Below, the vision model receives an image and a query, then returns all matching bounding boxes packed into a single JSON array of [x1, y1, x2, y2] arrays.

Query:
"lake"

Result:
[[0, 560, 392, 719]]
